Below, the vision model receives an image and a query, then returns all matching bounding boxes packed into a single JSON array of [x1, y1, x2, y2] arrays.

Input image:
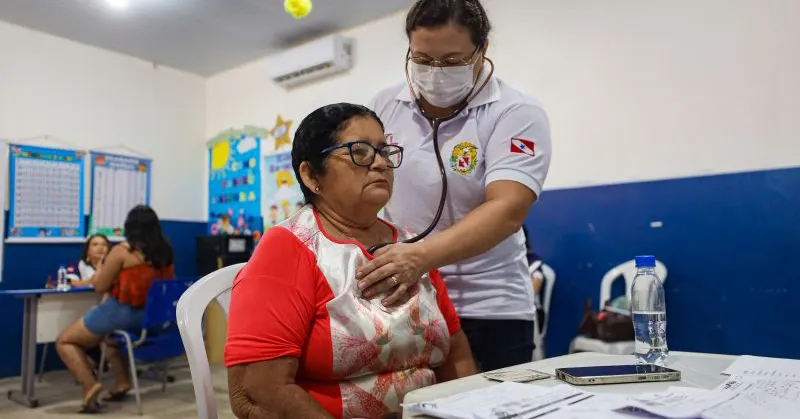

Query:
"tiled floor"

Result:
[[0, 366, 234, 418]]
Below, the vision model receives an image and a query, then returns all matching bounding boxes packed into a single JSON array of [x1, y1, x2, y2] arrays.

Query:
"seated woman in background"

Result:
[[70, 233, 111, 287], [225, 103, 477, 419], [56, 205, 175, 413], [522, 225, 546, 333]]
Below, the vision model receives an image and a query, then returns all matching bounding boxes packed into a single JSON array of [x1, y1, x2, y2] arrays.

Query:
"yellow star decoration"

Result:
[[271, 115, 293, 151]]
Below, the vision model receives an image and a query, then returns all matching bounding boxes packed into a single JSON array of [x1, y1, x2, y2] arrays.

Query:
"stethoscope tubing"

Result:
[[366, 58, 494, 255]]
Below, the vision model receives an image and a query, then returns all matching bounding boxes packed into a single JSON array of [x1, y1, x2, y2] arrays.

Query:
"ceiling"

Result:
[[0, 0, 412, 76]]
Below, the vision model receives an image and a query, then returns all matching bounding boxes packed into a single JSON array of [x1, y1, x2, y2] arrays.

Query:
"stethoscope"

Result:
[[367, 57, 494, 255]]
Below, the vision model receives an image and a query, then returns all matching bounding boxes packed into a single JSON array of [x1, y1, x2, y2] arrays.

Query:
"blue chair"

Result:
[[98, 278, 195, 415]]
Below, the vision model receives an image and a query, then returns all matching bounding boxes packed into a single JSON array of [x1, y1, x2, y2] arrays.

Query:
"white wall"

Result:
[[0, 20, 206, 221], [206, 0, 800, 190]]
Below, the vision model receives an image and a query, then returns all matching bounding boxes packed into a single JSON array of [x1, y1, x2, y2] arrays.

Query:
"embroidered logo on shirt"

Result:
[[449, 142, 479, 175], [510, 138, 535, 157]]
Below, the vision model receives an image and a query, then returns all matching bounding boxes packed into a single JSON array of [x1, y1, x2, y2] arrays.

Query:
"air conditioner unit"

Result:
[[266, 35, 353, 88]]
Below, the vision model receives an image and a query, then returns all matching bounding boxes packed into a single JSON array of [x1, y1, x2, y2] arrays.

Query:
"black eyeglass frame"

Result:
[[319, 141, 404, 168]]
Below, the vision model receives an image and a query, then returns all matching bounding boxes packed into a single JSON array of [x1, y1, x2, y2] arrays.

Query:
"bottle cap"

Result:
[[635, 255, 656, 268]]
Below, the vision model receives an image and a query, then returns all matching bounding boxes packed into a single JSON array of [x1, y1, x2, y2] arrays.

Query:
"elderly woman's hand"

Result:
[[356, 243, 430, 306]]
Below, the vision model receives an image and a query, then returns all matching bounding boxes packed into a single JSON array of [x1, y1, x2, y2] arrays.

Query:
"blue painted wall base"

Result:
[[0, 219, 206, 379], [1, 167, 798, 378], [526, 167, 800, 360]]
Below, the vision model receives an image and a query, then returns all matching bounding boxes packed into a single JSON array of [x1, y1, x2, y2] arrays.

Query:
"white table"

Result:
[[0, 287, 100, 408], [402, 351, 737, 419]]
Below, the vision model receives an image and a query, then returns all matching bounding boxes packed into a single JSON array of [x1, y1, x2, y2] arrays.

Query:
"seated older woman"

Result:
[[225, 103, 477, 419]]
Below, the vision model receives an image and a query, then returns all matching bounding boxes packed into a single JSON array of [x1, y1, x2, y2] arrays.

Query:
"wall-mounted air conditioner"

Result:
[[266, 34, 353, 88]]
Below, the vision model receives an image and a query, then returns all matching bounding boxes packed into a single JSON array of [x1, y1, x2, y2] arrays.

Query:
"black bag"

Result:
[[578, 298, 634, 342]]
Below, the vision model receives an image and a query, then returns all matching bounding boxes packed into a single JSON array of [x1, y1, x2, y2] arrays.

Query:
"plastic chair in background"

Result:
[[98, 278, 196, 415], [176, 263, 245, 419], [532, 263, 556, 361], [569, 259, 667, 355]]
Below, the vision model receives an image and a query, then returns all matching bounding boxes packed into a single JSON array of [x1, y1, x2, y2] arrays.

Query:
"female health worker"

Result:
[[357, 0, 552, 371]]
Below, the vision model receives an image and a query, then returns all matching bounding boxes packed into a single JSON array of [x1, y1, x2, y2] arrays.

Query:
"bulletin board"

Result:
[[7, 144, 86, 241], [208, 127, 266, 239], [262, 151, 304, 228], [88, 152, 151, 239]]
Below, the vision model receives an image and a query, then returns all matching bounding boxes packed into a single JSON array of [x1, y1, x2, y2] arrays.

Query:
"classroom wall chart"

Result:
[[262, 151, 304, 228], [208, 127, 266, 238], [89, 152, 151, 238], [7, 144, 86, 240]]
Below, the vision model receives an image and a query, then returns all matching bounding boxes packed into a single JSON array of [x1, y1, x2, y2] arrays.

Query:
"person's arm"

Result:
[[358, 103, 552, 302], [228, 358, 333, 419], [71, 263, 97, 287], [92, 245, 126, 294], [435, 330, 477, 381], [71, 278, 94, 287], [225, 227, 329, 418], [429, 269, 478, 380], [416, 180, 536, 270]]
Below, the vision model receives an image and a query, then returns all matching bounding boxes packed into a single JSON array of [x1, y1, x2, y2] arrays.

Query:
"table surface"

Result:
[[0, 286, 95, 296], [402, 351, 737, 419]]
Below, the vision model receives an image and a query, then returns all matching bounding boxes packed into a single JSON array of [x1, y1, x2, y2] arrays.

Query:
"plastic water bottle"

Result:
[[630, 255, 668, 365], [57, 266, 69, 291]]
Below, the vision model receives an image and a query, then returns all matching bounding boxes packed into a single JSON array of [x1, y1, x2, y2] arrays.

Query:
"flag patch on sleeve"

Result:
[[510, 138, 535, 156]]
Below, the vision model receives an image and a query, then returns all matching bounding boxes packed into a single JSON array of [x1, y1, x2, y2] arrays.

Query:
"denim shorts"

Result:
[[83, 296, 144, 335]]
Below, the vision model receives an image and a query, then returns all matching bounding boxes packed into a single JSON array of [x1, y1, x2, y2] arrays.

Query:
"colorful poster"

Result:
[[8, 144, 86, 239], [208, 127, 266, 239], [261, 152, 304, 228], [89, 152, 151, 239]]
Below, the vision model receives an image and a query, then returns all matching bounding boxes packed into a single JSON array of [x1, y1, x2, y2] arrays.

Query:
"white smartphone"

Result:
[[555, 364, 681, 386]]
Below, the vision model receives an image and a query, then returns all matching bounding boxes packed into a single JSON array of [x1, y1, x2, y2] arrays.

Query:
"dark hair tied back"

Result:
[[405, 0, 492, 47]]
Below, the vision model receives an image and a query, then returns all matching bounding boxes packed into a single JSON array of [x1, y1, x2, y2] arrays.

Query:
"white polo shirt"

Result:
[[369, 72, 552, 321]]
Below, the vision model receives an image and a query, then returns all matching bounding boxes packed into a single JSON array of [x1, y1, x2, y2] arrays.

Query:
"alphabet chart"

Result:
[[89, 152, 151, 239], [7, 144, 86, 239]]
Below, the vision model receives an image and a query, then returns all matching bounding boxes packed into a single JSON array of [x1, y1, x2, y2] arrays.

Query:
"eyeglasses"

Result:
[[407, 46, 481, 68], [320, 141, 404, 168]]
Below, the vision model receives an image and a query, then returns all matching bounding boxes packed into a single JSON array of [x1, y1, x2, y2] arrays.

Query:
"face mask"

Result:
[[408, 61, 475, 108]]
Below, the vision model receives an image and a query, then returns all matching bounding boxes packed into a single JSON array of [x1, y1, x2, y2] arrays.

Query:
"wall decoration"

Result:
[[7, 144, 86, 240], [261, 151, 304, 228], [88, 152, 151, 239], [270, 115, 293, 153], [208, 127, 268, 239]]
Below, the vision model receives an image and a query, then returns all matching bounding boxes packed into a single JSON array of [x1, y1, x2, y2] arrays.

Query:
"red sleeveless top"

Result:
[[111, 253, 175, 309]]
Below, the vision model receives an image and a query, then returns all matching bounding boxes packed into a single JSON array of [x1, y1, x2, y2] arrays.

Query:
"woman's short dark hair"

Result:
[[81, 233, 111, 265], [123, 205, 174, 269], [405, 0, 492, 47], [291, 103, 384, 204]]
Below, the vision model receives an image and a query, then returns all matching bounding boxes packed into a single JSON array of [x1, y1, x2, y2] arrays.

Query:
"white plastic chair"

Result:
[[569, 259, 667, 355], [532, 263, 556, 361], [176, 263, 245, 419], [598, 260, 667, 312]]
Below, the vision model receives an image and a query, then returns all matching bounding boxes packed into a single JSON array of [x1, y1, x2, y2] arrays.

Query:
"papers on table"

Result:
[[627, 387, 732, 419], [716, 375, 800, 401], [722, 355, 800, 380], [483, 368, 551, 383], [702, 376, 800, 419], [404, 382, 596, 419], [404, 372, 800, 419]]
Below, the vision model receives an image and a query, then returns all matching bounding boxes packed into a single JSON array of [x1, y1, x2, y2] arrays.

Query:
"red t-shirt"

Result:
[[225, 207, 460, 418]]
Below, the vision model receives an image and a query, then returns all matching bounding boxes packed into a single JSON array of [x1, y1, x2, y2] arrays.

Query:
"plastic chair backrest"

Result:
[[599, 259, 667, 311], [176, 263, 245, 419], [540, 264, 556, 338], [141, 278, 196, 331]]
